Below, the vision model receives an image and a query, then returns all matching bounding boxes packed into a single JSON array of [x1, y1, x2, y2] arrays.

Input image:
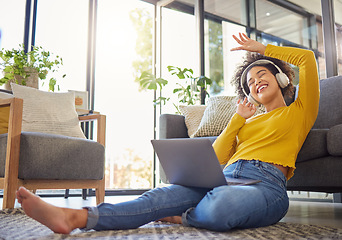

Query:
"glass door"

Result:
[[94, 0, 154, 190]]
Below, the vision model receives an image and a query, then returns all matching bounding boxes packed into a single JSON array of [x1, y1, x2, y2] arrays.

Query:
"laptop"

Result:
[[151, 138, 261, 189]]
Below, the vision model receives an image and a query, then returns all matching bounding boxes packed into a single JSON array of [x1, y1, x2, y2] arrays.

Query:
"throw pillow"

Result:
[[193, 96, 266, 137], [179, 105, 207, 138], [11, 83, 85, 139], [193, 96, 237, 137]]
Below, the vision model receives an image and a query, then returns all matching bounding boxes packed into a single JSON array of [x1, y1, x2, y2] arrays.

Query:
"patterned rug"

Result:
[[1, 208, 342, 240]]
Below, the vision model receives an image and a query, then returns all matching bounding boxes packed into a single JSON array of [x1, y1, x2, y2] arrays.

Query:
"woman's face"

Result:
[[246, 66, 281, 104]]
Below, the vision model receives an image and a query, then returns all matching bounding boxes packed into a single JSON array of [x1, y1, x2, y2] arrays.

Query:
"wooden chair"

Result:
[[0, 97, 106, 209]]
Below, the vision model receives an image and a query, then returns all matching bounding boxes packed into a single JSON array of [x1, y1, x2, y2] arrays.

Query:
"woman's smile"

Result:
[[257, 84, 268, 93]]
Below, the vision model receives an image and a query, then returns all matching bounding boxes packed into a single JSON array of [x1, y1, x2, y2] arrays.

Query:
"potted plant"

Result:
[[0, 44, 65, 92], [139, 66, 212, 113]]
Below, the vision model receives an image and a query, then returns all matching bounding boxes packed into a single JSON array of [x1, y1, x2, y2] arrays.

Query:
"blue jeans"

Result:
[[85, 160, 289, 232]]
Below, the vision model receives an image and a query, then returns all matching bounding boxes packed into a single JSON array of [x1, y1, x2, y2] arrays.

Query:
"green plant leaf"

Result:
[[196, 75, 212, 88], [49, 78, 56, 92], [173, 88, 184, 93], [139, 71, 168, 91], [167, 65, 193, 79], [0, 76, 9, 84], [3, 66, 13, 73], [153, 96, 170, 106], [156, 77, 168, 87], [4, 72, 14, 79]]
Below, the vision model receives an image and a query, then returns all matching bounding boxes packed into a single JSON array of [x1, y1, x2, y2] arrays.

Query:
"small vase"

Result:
[[4, 67, 39, 91]]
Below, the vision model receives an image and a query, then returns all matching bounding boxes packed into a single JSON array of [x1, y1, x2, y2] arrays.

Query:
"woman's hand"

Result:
[[236, 98, 256, 119], [230, 33, 266, 55]]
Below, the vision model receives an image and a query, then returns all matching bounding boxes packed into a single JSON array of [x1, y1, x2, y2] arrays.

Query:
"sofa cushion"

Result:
[[179, 105, 206, 138], [0, 132, 104, 180], [296, 129, 329, 163], [313, 76, 342, 129], [193, 96, 265, 137], [327, 124, 342, 156], [11, 83, 85, 139], [193, 96, 237, 137]]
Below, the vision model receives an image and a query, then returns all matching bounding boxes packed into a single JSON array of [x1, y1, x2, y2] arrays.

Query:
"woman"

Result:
[[16, 33, 319, 234]]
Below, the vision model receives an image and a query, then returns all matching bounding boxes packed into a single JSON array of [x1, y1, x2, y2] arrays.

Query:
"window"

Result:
[[95, 0, 154, 190], [205, 19, 224, 95], [205, 19, 246, 96], [35, 0, 88, 92], [256, 0, 310, 48], [316, 21, 326, 79], [283, 0, 326, 78], [177, 0, 247, 25], [167, 0, 248, 97], [160, 6, 198, 112], [334, 0, 342, 75], [220, 22, 246, 96], [0, 0, 26, 83], [0, 0, 26, 49], [204, 0, 248, 25], [255, 0, 327, 79]]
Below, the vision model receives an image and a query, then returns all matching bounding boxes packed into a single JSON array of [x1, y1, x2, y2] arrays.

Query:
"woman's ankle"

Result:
[[65, 208, 89, 230]]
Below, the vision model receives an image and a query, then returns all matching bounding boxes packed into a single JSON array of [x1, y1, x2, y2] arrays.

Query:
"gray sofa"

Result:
[[159, 75, 342, 203]]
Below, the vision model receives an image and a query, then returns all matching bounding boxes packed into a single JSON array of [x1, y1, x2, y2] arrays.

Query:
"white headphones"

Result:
[[240, 59, 290, 106]]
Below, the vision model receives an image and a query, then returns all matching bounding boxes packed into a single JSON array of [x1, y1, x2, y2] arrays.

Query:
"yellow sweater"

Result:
[[213, 45, 320, 180]]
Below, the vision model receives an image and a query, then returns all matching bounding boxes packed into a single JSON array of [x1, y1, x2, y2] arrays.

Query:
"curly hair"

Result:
[[231, 52, 295, 101]]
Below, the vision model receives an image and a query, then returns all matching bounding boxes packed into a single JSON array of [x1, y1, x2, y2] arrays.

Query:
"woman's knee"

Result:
[[184, 187, 238, 230], [185, 205, 235, 231], [185, 186, 268, 231]]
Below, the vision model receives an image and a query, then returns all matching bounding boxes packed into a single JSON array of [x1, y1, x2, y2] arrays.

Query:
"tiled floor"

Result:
[[1, 193, 341, 229]]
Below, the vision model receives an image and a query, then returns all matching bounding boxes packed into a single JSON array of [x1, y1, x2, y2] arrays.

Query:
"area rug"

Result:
[[1, 208, 342, 240]]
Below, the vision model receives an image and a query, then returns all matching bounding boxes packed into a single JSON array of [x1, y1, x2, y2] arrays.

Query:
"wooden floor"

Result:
[[281, 200, 342, 228], [2, 194, 341, 229]]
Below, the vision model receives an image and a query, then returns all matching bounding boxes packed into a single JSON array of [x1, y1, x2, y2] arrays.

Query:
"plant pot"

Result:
[[4, 67, 39, 91]]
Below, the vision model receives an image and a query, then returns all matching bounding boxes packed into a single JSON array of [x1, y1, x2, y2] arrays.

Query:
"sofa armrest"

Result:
[[159, 114, 189, 139], [78, 113, 106, 147], [297, 129, 329, 162], [0, 97, 23, 208], [327, 124, 342, 156]]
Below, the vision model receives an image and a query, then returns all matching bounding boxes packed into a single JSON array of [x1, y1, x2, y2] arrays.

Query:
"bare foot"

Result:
[[157, 216, 182, 224], [16, 187, 88, 234]]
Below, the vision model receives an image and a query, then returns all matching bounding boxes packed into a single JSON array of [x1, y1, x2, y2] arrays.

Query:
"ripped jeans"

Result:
[[85, 160, 289, 232]]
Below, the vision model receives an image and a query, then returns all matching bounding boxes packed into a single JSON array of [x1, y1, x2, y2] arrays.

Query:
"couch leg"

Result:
[[3, 177, 18, 209], [96, 179, 105, 205], [333, 193, 342, 203], [2, 191, 16, 209], [82, 189, 88, 200], [64, 189, 69, 199]]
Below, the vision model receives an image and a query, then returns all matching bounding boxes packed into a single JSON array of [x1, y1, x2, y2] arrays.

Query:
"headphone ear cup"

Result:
[[248, 94, 260, 107], [276, 73, 290, 88]]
